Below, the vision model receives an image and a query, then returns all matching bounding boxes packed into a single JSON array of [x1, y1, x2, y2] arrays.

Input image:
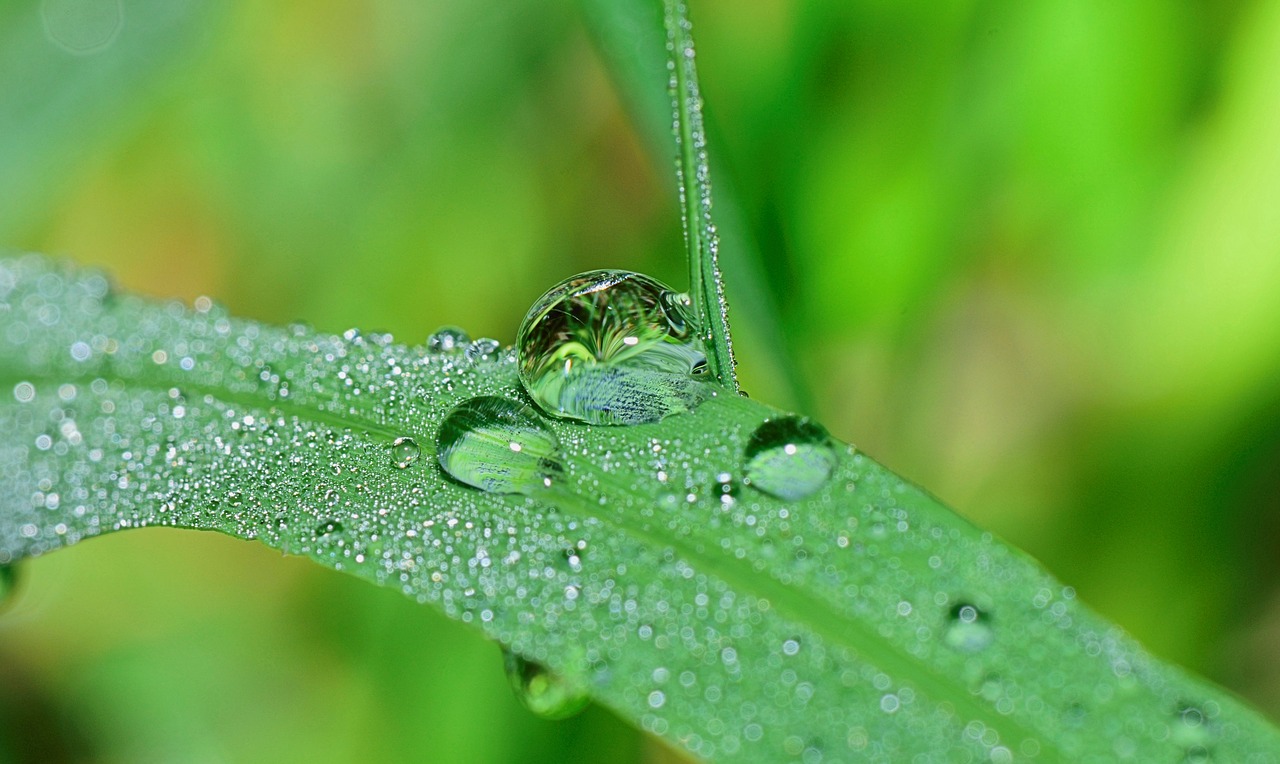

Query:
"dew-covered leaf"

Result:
[[2, 255, 1278, 762]]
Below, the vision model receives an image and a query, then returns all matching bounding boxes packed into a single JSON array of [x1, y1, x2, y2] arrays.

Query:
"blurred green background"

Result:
[[2, 0, 1279, 760]]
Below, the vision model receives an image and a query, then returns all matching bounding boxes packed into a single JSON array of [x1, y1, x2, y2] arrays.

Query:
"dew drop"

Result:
[[974, 672, 1004, 703], [464, 337, 501, 362], [0, 564, 20, 609], [516, 270, 709, 425], [436, 396, 562, 494], [503, 649, 590, 720], [390, 436, 420, 469], [12, 381, 35, 403], [428, 326, 469, 353], [316, 520, 343, 537], [944, 602, 994, 652], [742, 416, 837, 500], [562, 538, 588, 571], [712, 471, 740, 504], [1171, 703, 1215, 756], [1062, 702, 1088, 728]]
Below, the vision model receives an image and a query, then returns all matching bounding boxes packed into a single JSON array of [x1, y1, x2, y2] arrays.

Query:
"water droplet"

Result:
[[974, 672, 1004, 702], [561, 539, 588, 571], [436, 396, 562, 494], [944, 602, 994, 652], [390, 436, 420, 469], [464, 337, 501, 362], [711, 471, 740, 503], [1171, 703, 1215, 756], [742, 417, 837, 500], [12, 381, 35, 403], [0, 564, 20, 609], [516, 270, 709, 425], [428, 326, 469, 353], [503, 649, 590, 720], [316, 520, 343, 537]]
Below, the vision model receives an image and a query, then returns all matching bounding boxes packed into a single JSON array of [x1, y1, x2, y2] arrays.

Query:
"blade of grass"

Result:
[[579, 0, 812, 412], [664, 0, 737, 392]]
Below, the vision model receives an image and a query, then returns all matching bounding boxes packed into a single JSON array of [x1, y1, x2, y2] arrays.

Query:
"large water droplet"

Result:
[[428, 326, 469, 353], [437, 396, 562, 493], [944, 602, 994, 652], [390, 436, 420, 469], [742, 416, 837, 500], [503, 649, 590, 720], [516, 270, 709, 425]]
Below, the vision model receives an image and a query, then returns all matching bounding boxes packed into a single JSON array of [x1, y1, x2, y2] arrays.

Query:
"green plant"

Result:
[[3, 1, 1279, 762]]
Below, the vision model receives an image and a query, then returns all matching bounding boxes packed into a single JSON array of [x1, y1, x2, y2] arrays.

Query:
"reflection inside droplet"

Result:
[[436, 396, 562, 494], [516, 270, 708, 425]]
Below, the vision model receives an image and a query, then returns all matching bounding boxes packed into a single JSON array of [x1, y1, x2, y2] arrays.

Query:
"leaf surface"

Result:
[[2, 255, 1277, 762]]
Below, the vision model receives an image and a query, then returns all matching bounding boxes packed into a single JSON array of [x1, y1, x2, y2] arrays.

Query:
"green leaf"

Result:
[[3, 254, 1278, 762]]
